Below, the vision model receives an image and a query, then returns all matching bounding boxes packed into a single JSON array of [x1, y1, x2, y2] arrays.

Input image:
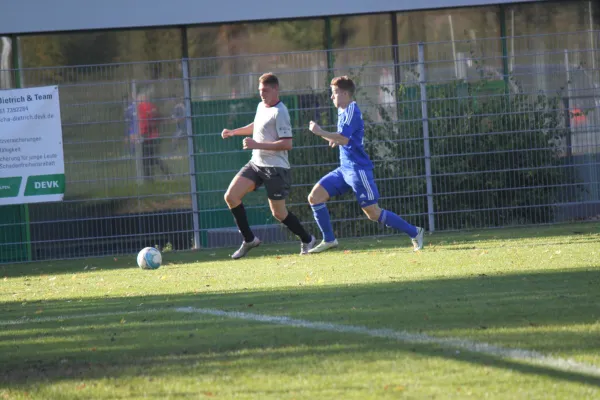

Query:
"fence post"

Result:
[[563, 48, 578, 167], [564, 48, 573, 142], [417, 42, 435, 232], [499, 6, 510, 93], [390, 14, 403, 122], [324, 17, 334, 83], [181, 58, 201, 250], [324, 17, 336, 127], [131, 80, 144, 186], [589, 2, 596, 74], [13, 35, 33, 262]]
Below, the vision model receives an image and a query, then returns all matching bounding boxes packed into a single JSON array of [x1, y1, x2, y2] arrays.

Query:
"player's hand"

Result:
[[243, 137, 258, 150], [221, 129, 234, 139], [329, 141, 338, 148], [309, 121, 321, 134]]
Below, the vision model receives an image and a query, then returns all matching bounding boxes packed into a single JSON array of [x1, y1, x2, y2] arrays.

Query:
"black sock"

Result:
[[282, 211, 312, 243], [230, 203, 255, 242]]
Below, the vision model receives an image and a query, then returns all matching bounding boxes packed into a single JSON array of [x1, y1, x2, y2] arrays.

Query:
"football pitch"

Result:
[[1, 223, 599, 399]]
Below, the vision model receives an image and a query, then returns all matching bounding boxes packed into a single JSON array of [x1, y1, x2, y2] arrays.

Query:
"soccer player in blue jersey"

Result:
[[307, 76, 424, 253]]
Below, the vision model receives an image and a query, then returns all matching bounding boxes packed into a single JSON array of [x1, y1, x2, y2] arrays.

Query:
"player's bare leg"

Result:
[[225, 175, 261, 259]]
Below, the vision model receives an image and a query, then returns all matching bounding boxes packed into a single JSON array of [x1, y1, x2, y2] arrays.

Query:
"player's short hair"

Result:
[[259, 72, 279, 87], [331, 76, 355, 95]]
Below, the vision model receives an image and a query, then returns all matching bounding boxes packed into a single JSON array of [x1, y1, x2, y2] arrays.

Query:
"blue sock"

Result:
[[378, 209, 418, 238], [311, 203, 335, 242]]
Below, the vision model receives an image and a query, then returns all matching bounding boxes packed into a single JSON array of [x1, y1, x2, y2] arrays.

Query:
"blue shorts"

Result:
[[318, 167, 380, 207]]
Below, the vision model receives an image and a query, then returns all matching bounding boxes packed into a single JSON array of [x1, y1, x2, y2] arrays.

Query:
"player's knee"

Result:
[[365, 211, 379, 222], [308, 191, 325, 205], [271, 209, 288, 222], [362, 206, 381, 222], [224, 191, 238, 207]]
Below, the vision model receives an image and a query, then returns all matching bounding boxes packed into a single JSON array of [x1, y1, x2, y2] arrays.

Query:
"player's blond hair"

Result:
[[331, 76, 355, 95]]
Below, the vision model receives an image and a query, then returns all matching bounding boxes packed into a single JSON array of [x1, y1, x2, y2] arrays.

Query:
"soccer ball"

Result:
[[137, 247, 162, 269]]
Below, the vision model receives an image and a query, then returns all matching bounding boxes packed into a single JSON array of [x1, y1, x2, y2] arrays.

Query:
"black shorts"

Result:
[[237, 161, 291, 200]]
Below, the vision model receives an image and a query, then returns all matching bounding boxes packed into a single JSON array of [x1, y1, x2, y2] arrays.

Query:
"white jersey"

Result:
[[250, 101, 293, 169]]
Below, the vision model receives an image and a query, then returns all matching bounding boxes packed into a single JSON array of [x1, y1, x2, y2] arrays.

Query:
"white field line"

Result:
[[1, 306, 599, 378], [176, 306, 600, 378]]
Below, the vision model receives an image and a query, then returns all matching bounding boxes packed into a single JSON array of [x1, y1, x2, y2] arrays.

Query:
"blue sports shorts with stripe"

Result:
[[317, 166, 380, 207]]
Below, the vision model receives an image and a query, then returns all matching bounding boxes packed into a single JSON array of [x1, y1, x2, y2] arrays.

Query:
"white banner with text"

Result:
[[0, 85, 65, 205]]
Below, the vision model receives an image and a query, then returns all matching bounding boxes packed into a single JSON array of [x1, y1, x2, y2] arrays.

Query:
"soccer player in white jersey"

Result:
[[307, 76, 424, 253], [221, 73, 316, 259]]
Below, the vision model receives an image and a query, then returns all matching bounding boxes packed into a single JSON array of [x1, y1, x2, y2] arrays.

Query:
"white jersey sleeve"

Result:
[[275, 106, 293, 139]]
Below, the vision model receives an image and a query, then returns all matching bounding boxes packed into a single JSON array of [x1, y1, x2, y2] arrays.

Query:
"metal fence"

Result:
[[1, 30, 599, 263]]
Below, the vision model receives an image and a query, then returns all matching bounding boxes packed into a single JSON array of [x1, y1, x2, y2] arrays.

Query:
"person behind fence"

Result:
[[137, 93, 170, 181], [170, 99, 186, 151], [221, 72, 316, 259], [306, 75, 425, 254]]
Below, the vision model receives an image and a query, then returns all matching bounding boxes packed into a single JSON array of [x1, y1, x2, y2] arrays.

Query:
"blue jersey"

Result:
[[337, 102, 373, 170]]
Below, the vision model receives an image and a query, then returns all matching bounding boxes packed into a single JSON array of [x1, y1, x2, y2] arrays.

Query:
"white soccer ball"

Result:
[[137, 247, 162, 270]]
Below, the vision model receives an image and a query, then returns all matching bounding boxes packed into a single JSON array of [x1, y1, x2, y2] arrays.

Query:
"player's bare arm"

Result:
[[243, 137, 292, 151], [222, 123, 254, 138], [309, 121, 349, 146]]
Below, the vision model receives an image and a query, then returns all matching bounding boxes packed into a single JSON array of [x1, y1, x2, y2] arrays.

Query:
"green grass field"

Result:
[[1, 223, 599, 399]]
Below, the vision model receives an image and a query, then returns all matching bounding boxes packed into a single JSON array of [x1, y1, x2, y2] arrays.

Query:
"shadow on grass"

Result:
[[2, 222, 599, 279], [1, 268, 599, 390]]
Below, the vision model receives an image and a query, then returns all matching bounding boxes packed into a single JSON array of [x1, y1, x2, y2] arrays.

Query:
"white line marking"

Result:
[[176, 307, 600, 378], [2, 306, 599, 378]]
